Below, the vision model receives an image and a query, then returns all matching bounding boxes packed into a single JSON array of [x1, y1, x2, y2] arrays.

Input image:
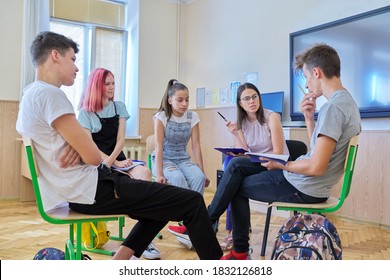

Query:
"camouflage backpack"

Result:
[[33, 247, 65, 260], [33, 247, 92, 260], [271, 213, 342, 260]]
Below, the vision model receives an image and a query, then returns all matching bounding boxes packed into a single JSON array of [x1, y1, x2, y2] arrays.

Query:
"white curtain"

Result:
[[20, 0, 49, 99], [125, 0, 139, 136]]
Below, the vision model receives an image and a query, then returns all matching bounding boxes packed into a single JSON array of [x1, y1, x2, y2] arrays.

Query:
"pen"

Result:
[[298, 83, 307, 95], [217, 111, 228, 122], [298, 83, 313, 101]]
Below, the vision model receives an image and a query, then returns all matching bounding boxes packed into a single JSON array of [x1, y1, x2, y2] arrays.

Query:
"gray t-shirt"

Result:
[[16, 81, 98, 211], [284, 90, 361, 198]]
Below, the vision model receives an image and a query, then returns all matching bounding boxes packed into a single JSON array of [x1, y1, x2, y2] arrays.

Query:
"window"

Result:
[[50, 21, 86, 110], [49, 0, 128, 121]]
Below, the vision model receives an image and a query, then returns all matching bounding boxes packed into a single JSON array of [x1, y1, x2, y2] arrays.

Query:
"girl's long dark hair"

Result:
[[157, 79, 188, 120]]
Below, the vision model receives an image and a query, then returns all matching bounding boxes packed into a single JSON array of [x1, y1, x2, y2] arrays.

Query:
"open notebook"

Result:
[[111, 160, 146, 171], [245, 152, 289, 165]]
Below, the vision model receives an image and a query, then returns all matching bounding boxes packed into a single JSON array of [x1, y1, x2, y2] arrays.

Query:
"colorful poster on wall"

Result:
[[230, 81, 240, 104], [212, 89, 221, 106], [196, 88, 205, 108]]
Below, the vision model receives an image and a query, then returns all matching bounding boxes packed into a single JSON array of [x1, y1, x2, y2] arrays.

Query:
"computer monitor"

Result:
[[260, 91, 284, 119]]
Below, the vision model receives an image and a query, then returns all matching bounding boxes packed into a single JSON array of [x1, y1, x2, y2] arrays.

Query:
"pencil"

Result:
[[298, 83, 307, 95], [217, 111, 228, 122]]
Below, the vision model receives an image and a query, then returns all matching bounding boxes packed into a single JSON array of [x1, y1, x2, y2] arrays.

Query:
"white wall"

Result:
[[2, 0, 390, 129], [179, 0, 390, 129], [138, 0, 179, 108], [0, 0, 23, 101]]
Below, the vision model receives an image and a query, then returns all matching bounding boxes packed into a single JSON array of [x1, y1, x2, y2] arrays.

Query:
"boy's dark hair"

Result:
[[295, 43, 340, 78], [30, 31, 79, 67]]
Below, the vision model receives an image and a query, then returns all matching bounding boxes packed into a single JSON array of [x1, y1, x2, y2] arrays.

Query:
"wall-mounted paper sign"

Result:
[[245, 72, 259, 87], [230, 81, 240, 104], [196, 87, 205, 108]]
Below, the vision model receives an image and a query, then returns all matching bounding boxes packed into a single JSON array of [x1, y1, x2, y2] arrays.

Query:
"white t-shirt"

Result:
[[16, 81, 98, 211], [153, 110, 200, 128]]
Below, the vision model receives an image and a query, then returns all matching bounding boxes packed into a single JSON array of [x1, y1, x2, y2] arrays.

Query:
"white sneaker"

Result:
[[176, 236, 193, 250], [142, 242, 161, 260]]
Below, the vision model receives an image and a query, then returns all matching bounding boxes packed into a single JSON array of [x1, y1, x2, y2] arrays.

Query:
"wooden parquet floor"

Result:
[[1, 192, 390, 260]]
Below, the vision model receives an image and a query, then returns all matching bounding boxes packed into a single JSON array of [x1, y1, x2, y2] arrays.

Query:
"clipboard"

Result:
[[214, 147, 248, 156]]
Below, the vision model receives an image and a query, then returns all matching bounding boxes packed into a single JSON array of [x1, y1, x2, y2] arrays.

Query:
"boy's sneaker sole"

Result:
[[142, 243, 161, 260], [176, 236, 193, 250], [168, 227, 190, 240]]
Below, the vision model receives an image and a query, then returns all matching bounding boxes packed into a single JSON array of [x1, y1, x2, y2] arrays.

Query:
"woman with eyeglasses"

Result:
[[227, 82, 288, 155]]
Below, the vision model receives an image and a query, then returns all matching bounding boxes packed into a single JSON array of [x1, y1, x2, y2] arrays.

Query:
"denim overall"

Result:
[[155, 111, 205, 194], [92, 101, 126, 161]]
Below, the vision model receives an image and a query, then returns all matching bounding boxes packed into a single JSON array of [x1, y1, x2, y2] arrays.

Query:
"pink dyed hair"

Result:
[[79, 68, 114, 112]]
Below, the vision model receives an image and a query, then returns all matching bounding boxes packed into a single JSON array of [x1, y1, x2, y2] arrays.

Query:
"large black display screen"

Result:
[[290, 6, 390, 121]]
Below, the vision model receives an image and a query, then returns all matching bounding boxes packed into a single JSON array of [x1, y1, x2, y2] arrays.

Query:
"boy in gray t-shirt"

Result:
[[208, 43, 361, 260], [284, 89, 361, 198]]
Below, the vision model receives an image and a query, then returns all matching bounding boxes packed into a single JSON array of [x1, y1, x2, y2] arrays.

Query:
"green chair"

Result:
[[260, 135, 359, 257], [22, 136, 126, 260]]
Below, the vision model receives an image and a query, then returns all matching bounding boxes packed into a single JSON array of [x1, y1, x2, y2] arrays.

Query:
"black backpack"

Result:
[[271, 213, 342, 260]]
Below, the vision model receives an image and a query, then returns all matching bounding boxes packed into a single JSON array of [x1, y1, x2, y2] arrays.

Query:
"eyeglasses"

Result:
[[240, 94, 259, 103]]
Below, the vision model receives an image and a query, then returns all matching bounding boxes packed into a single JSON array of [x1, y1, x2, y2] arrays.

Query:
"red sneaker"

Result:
[[220, 250, 251, 260], [168, 225, 189, 239]]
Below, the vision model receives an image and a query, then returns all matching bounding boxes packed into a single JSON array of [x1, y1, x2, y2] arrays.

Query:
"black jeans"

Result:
[[70, 168, 222, 259]]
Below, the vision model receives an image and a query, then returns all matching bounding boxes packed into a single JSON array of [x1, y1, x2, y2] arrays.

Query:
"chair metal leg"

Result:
[[110, 216, 125, 241], [75, 222, 83, 260], [261, 205, 272, 257], [65, 239, 75, 260]]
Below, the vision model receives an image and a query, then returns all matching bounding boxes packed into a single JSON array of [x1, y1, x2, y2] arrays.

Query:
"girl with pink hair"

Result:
[[78, 68, 160, 259]]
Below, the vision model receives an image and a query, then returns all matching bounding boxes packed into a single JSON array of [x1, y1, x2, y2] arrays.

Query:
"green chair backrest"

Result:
[[22, 136, 56, 224], [338, 135, 359, 206], [276, 135, 359, 214]]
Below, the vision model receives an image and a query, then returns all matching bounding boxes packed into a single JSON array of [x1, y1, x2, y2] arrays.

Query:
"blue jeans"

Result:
[[208, 156, 326, 252], [153, 157, 206, 194]]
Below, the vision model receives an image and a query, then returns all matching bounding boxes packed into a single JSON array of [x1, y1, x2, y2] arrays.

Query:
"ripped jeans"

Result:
[[207, 156, 326, 253], [153, 158, 206, 194]]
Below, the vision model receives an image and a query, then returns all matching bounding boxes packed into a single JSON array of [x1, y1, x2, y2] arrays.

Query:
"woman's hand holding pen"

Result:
[[226, 121, 239, 136]]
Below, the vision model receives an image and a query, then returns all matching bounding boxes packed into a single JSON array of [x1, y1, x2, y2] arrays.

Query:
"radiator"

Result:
[[123, 146, 143, 160]]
